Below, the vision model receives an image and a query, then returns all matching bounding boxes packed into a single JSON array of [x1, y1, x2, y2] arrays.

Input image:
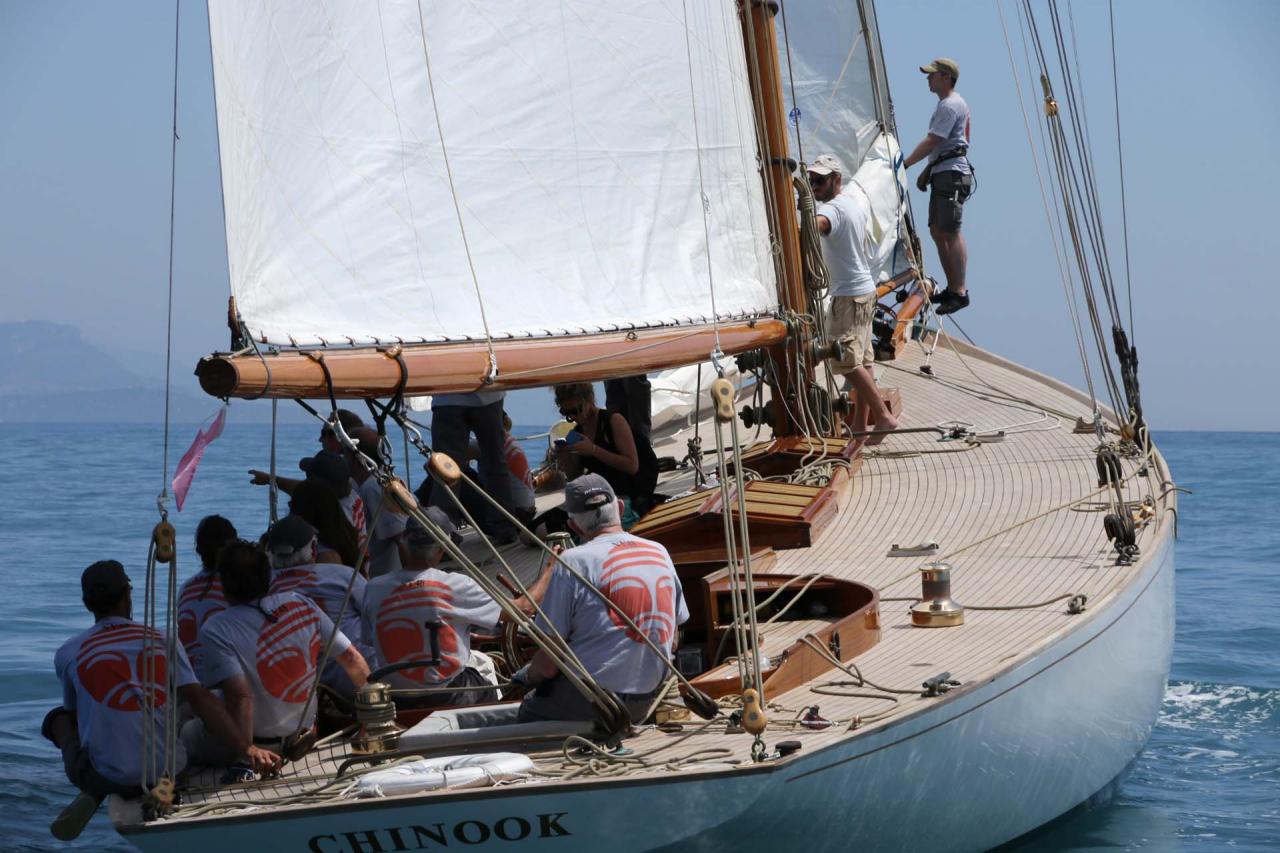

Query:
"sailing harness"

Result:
[[915, 145, 978, 200]]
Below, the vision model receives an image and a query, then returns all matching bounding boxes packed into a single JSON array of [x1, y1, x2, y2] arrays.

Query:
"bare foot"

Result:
[[864, 415, 899, 447]]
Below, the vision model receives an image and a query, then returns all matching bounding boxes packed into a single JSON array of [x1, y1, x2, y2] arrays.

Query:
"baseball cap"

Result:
[[81, 560, 130, 610], [403, 506, 463, 546], [266, 514, 317, 558], [807, 154, 844, 177], [299, 450, 352, 497], [561, 474, 616, 513], [920, 58, 960, 79]]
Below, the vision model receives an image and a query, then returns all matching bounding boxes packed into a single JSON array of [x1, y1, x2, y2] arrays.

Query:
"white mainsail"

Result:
[[208, 1, 778, 348], [778, 0, 914, 283]]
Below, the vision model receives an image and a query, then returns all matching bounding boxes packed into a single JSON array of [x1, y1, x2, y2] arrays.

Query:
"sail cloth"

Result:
[[207, 1, 778, 348], [776, 0, 914, 283]]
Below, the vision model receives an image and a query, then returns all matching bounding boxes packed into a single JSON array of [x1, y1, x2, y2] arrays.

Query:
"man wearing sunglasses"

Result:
[[809, 155, 899, 444]]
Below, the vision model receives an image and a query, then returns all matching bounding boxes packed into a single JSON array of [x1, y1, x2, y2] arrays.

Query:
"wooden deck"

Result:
[[151, 333, 1175, 822]]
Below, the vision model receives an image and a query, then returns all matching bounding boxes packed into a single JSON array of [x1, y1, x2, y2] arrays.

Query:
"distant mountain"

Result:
[[0, 321, 296, 423]]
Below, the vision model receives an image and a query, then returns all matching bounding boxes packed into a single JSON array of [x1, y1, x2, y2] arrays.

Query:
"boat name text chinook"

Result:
[[307, 812, 571, 851]]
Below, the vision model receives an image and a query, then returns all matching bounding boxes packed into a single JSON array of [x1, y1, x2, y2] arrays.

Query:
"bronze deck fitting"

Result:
[[911, 562, 965, 627]]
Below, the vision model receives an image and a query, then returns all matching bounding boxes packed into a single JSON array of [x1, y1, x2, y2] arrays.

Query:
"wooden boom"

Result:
[[195, 318, 788, 400]]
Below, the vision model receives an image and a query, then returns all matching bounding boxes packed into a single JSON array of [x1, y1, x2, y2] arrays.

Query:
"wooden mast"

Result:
[[196, 319, 787, 400], [739, 0, 811, 436]]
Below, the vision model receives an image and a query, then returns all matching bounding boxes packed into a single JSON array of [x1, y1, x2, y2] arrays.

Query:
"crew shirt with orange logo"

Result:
[[361, 568, 500, 689], [535, 533, 688, 695], [54, 616, 196, 786], [199, 592, 349, 739], [175, 569, 227, 676]]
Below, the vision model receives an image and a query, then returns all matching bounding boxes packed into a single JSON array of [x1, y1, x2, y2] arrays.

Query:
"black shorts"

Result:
[[928, 170, 973, 233]]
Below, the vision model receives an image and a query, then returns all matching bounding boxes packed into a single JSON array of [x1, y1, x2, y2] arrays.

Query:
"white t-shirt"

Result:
[[357, 475, 406, 577], [176, 569, 227, 677], [927, 92, 971, 175], [361, 568, 500, 689], [200, 593, 350, 738], [535, 532, 688, 695], [55, 617, 197, 787], [816, 189, 876, 298], [270, 562, 370, 659]]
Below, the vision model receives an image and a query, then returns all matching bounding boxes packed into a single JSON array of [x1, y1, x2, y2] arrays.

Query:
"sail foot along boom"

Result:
[[195, 318, 789, 400]]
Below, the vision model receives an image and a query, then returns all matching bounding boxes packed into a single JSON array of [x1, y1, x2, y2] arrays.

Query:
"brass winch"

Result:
[[351, 681, 402, 754], [911, 562, 965, 627]]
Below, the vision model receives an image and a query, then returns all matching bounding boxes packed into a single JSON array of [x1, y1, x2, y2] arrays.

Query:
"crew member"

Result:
[[429, 390, 519, 544], [515, 475, 688, 724], [903, 57, 973, 315], [176, 515, 236, 676], [43, 561, 271, 838], [361, 509, 501, 707], [348, 427, 408, 577], [552, 382, 659, 517], [185, 541, 369, 764], [267, 514, 372, 696], [809, 154, 899, 443]]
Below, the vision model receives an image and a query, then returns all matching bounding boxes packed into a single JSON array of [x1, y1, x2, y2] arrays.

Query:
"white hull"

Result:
[[122, 529, 1174, 853]]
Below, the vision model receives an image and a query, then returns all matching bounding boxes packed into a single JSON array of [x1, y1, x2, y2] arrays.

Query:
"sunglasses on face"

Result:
[[558, 403, 584, 418]]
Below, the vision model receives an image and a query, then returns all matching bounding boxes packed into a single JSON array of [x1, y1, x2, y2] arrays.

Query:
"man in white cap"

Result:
[[808, 153, 899, 443], [903, 57, 973, 315], [514, 474, 688, 723]]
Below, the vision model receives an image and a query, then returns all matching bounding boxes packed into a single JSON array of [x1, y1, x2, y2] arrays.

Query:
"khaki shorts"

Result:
[[828, 293, 877, 372]]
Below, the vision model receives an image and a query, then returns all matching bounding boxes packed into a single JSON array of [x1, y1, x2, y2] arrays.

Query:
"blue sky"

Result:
[[1, 1, 1276, 430]]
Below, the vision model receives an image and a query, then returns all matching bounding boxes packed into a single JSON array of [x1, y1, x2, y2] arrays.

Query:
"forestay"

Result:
[[778, 0, 913, 283], [208, 0, 778, 347]]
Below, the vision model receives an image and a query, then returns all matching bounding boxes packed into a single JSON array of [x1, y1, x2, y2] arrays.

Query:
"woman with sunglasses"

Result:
[[551, 382, 660, 521]]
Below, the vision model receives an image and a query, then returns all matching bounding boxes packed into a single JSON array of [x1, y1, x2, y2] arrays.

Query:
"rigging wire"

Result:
[[1108, 0, 1136, 341]]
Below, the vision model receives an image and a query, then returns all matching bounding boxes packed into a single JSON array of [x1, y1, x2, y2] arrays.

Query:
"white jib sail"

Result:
[[207, 0, 779, 348], [778, 0, 914, 284]]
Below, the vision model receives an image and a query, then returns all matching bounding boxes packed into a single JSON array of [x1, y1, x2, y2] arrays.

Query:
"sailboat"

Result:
[[105, 1, 1175, 850]]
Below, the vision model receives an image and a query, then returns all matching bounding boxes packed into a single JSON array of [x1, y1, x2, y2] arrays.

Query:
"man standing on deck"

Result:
[[428, 390, 519, 544], [903, 57, 973, 316], [42, 561, 273, 840], [809, 154, 899, 443], [513, 474, 688, 724], [347, 427, 408, 577]]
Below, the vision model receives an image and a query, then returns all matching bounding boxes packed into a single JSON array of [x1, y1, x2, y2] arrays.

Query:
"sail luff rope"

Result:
[[413, 1, 498, 384], [1108, 0, 1136, 342]]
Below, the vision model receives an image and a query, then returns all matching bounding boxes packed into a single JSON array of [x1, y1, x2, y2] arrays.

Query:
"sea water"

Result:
[[0, 423, 1275, 852]]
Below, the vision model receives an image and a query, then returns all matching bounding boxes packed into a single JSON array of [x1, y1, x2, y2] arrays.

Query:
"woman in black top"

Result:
[[552, 382, 659, 512]]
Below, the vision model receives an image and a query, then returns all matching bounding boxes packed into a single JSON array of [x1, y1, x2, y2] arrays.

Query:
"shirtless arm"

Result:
[[903, 133, 945, 169]]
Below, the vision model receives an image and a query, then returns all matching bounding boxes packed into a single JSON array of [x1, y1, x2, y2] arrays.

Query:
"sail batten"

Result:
[[208, 0, 779, 348]]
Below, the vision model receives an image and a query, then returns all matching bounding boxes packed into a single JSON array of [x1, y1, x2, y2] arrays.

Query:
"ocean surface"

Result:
[[0, 423, 1275, 852]]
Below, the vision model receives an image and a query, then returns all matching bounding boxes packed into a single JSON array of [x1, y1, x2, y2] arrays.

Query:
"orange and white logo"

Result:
[[177, 577, 226, 653], [376, 580, 461, 684], [255, 600, 323, 703], [600, 541, 677, 646], [76, 624, 169, 712]]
